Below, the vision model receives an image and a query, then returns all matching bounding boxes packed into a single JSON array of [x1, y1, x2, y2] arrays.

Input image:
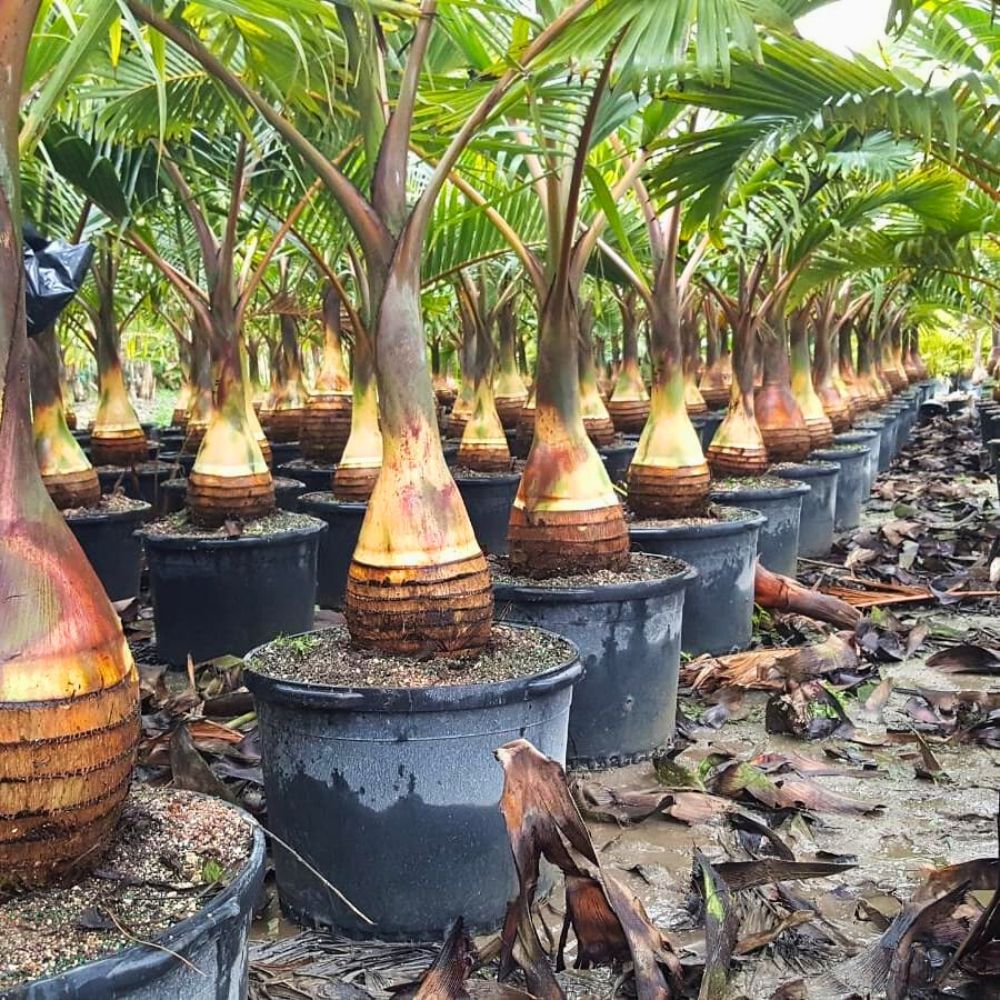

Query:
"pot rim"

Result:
[[138, 516, 327, 549], [299, 493, 368, 513], [771, 460, 840, 478], [809, 445, 868, 461], [96, 459, 175, 476], [276, 461, 337, 475], [243, 622, 582, 713], [708, 478, 810, 502], [597, 442, 639, 456], [629, 504, 766, 542], [63, 500, 152, 525], [9, 797, 264, 999], [833, 430, 879, 443], [493, 551, 697, 605], [451, 471, 523, 487]]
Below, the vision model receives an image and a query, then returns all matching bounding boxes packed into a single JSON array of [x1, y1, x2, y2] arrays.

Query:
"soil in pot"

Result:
[[96, 460, 177, 516], [140, 510, 325, 667], [708, 475, 809, 576], [770, 460, 840, 558], [63, 493, 150, 601], [809, 444, 869, 532], [0, 785, 263, 999], [453, 464, 523, 556], [276, 458, 336, 494], [491, 553, 695, 768], [629, 504, 765, 658], [244, 623, 581, 940]]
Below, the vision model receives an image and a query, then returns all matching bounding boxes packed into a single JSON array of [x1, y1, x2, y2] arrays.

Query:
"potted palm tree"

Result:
[[3, 9, 264, 994]]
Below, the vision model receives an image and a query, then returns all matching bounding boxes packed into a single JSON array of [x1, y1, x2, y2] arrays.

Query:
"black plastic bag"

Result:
[[22, 223, 93, 338]]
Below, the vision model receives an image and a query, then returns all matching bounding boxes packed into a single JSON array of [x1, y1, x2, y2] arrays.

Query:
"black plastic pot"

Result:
[[698, 411, 724, 452], [273, 476, 307, 512], [771, 460, 840, 558], [454, 472, 520, 556], [277, 460, 335, 493], [630, 507, 765, 657], [141, 518, 326, 666], [11, 801, 264, 1000], [708, 479, 809, 576], [297, 493, 366, 609], [980, 405, 1000, 447], [268, 441, 301, 467], [71, 428, 90, 446], [835, 429, 880, 495], [442, 442, 459, 465], [809, 445, 869, 532], [494, 556, 696, 767], [65, 501, 151, 602], [599, 439, 638, 485], [97, 460, 178, 516], [243, 626, 582, 939], [158, 450, 196, 475], [161, 477, 189, 513], [989, 439, 1000, 496]]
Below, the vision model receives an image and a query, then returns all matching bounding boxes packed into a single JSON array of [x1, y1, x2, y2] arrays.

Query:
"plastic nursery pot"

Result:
[[771, 460, 840, 558], [442, 441, 459, 465], [243, 625, 582, 939], [161, 477, 188, 514], [980, 405, 1000, 447], [297, 493, 367, 609], [64, 500, 151, 602], [273, 476, 307, 512], [493, 555, 696, 767], [454, 471, 521, 557], [141, 518, 326, 667], [809, 445, 869, 532], [599, 438, 638, 485], [919, 399, 949, 425], [71, 428, 91, 446], [697, 411, 724, 453], [857, 416, 894, 473], [158, 450, 196, 475], [97, 460, 178, 517], [835, 429, 880, 496], [8, 799, 265, 1000], [708, 478, 810, 577], [630, 507, 765, 658], [268, 440, 301, 468], [277, 460, 336, 494]]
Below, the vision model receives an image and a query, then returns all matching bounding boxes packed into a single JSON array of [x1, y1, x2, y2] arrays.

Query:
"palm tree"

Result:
[[1, 0, 138, 888]]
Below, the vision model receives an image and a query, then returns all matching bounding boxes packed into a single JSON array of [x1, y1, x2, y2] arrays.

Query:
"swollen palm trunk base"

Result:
[[754, 385, 811, 462], [627, 462, 711, 518], [582, 414, 616, 448], [507, 504, 629, 577], [44, 467, 100, 510], [333, 462, 380, 502], [300, 393, 352, 462], [699, 385, 729, 408], [186, 471, 276, 526], [607, 398, 650, 435], [817, 386, 852, 432], [346, 553, 493, 654], [268, 406, 304, 444], [457, 439, 510, 472], [495, 393, 528, 430], [804, 413, 834, 449], [90, 428, 148, 467]]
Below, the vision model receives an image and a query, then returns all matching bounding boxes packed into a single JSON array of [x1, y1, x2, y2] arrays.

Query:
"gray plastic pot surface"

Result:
[[494, 554, 696, 768], [454, 472, 521, 556], [630, 508, 765, 658], [834, 430, 879, 496], [708, 480, 809, 576], [11, 803, 264, 1000], [809, 446, 868, 532], [244, 626, 582, 940], [771, 460, 839, 558]]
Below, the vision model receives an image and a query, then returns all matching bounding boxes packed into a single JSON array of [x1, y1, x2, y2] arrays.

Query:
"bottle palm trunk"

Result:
[[0, 0, 138, 888]]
